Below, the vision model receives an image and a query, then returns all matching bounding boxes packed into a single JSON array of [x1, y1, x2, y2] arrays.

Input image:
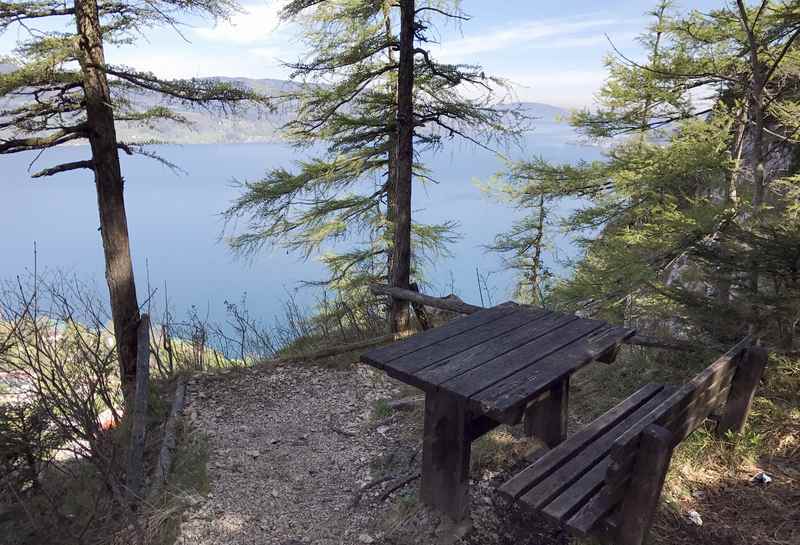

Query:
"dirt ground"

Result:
[[175, 356, 798, 545]]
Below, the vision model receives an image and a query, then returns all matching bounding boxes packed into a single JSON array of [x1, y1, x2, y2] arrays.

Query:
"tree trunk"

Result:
[[750, 83, 766, 210], [737, 1, 767, 302], [386, 131, 398, 282], [390, 0, 414, 333], [75, 0, 141, 401], [383, 1, 397, 285]]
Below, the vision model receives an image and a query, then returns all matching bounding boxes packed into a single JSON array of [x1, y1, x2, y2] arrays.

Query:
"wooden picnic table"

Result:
[[361, 302, 635, 521]]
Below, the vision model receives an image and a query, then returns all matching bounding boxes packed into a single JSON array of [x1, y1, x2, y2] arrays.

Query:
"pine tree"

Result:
[[494, 1, 800, 347], [390, 0, 415, 332], [224, 0, 520, 331], [1, 0, 268, 398]]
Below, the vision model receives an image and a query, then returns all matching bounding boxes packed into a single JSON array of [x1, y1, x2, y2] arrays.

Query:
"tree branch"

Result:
[[31, 159, 94, 178]]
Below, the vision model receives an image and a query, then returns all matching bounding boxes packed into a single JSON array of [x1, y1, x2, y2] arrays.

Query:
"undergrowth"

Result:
[[143, 422, 210, 545], [570, 347, 799, 545]]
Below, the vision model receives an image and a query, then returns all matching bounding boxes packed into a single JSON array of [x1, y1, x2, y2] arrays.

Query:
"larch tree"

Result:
[[0, 0, 268, 400], [224, 0, 521, 332], [390, 0, 415, 331], [493, 0, 800, 347]]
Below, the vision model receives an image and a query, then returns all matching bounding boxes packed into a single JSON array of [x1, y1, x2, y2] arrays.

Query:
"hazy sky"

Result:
[[1, 0, 726, 108]]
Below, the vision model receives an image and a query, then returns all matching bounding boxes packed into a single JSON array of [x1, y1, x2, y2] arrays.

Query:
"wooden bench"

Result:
[[362, 303, 636, 520], [498, 337, 768, 545]]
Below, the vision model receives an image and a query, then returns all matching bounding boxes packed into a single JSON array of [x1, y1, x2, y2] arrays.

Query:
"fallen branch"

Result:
[[271, 333, 407, 365], [623, 334, 696, 352], [407, 446, 421, 469], [149, 376, 187, 499], [350, 475, 396, 508], [379, 473, 420, 502], [329, 423, 357, 438], [386, 396, 424, 411], [370, 284, 485, 315], [369, 284, 695, 352]]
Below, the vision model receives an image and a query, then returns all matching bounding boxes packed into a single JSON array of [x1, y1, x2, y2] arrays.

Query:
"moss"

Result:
[[372, 398, 393, 421]]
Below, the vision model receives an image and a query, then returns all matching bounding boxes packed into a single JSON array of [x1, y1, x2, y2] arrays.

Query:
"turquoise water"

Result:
[[1, 127, 601, 323]]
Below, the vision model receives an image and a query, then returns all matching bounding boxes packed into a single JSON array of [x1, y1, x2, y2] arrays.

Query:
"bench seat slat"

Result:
[[605, 381, 734, 487], [502, 337, 757, 545], [542, 457, 612, 523], [498, 383, 665, 501], [567, 485, 625, 536], [518, 387, 676, 511], [608, 341, 748, 466]]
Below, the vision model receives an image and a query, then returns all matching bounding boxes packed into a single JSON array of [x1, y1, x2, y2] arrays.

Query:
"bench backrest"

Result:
[[605, 336, 762, 487]]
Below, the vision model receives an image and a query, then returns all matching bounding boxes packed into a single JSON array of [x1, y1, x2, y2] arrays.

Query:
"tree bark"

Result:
[[736, 0, 767, 313], [75, 0, 141, 401], [386, 130, 398, 278], [390, 0, 415, 333]]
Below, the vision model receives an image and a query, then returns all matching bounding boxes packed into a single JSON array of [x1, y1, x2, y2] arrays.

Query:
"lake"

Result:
[[1, 123, 602, 326]]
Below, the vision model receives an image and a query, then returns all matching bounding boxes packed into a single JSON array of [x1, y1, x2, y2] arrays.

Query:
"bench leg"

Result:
[[718, 346, 768, 435], [420, 390, 471, 521], [617, 425, 674, 545], [524, 377, 569, 447]]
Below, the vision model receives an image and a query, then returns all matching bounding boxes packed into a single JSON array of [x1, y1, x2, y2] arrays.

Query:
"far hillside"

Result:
[[0, 63, 568, 144]]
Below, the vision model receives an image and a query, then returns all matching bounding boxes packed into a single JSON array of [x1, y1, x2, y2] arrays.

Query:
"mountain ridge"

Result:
[[0, 69, 568, 144]]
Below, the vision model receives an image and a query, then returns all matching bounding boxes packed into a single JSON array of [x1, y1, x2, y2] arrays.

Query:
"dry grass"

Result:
[[470, 428, 539, 478], [353, 335, 799, 545], [569, 347, 800, 545], [129, 422, 211, 545]]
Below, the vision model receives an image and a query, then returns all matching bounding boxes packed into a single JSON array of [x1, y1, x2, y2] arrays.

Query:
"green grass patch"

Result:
[[372, 399, 393, 421]]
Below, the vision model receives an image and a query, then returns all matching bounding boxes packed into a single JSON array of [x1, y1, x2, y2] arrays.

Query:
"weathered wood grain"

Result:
[[370, 283, 486, 315], [518, 388, 674, 510], [416, 313, 577, 388], [126, 314, 151, 505], [361, 303, 518, 367], [524, 378, 569, 447], [381, 309, 549, 387], [498, 384, 664, 501], [444, 318, 603, 400], [150, 376, 186, 498], [542, 456, 611, 523], [608, 339, 749, 466], [567, 484, 625, 536], [419, 390, 471, 521], [369, 284, 691, 351], [718, 345, 768, 435], [616, 425, 674, 545], [475, 325, 635, 419]]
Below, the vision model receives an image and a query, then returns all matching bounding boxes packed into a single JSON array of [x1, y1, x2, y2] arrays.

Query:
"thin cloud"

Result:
[[194, 3, 286, 44], [106, 50, 292, 80], [434, 15, 642, 60], [507, 70, 610, 109], [531, 31, 638, 50]]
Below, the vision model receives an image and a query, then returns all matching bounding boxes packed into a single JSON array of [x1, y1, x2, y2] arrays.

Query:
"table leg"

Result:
[[524, 377, 569, 447], [420, 390, 471, 521]]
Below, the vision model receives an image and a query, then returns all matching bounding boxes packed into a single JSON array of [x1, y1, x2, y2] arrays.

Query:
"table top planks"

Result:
[[361, 303, 636, 421]]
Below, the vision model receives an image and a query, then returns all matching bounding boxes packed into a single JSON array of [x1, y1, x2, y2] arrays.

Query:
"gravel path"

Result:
[[177, 362, 566, 545]]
